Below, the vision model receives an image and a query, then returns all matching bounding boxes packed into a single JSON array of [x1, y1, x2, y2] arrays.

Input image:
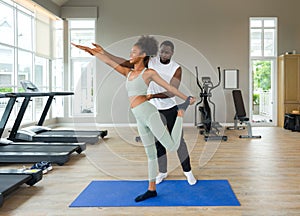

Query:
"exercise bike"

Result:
[[194, 66, 227, 141]]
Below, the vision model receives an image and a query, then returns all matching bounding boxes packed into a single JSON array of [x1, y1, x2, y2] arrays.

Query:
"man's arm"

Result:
[[103, 50, 133, 68], [148, 67, 182, 99], [92, 43, 133, 68]]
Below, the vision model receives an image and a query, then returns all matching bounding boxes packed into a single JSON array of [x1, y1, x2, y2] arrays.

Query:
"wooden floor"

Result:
[[1, 126, 300, 215]]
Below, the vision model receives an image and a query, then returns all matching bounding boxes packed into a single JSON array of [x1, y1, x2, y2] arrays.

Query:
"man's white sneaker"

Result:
[[184, 171, 197, 185], [155, 172, 168, 184]]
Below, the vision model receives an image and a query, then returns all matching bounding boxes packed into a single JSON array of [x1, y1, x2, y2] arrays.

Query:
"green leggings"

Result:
[[131, 101, 183, 182]]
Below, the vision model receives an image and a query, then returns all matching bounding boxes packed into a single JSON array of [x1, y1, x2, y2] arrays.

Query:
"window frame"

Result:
[[249, 17, 278, 126]]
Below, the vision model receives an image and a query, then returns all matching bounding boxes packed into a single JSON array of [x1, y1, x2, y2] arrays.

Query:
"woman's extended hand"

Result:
[[71, 43, 104, 56]]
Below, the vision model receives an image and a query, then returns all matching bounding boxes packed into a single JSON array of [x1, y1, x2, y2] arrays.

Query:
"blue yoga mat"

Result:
[[70, 180, 240, 207]]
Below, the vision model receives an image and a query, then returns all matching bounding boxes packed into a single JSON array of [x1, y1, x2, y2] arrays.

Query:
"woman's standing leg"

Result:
[[134, 119, 158, 202], [137, 120, 158, 182]]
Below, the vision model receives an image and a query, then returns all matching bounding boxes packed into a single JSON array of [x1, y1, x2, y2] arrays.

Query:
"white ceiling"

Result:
[[50, 0, 69, 6]]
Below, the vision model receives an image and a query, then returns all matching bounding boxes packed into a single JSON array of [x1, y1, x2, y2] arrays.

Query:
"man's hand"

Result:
[[146, 94, 153, 100], [189, 96, 196, 105]]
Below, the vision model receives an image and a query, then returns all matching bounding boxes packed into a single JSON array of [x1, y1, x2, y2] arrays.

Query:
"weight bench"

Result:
[[230, 90, 261, 139]]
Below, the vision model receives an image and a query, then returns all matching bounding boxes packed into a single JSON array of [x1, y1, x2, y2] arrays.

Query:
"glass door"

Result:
[[250, 59, 276, 125]]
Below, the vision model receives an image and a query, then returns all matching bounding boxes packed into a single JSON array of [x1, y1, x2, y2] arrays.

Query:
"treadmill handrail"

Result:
[[5, 92, 73, 139], [37, 92, 73, 126], [0, 93, 17, 98], [7, 92, 73, 98]]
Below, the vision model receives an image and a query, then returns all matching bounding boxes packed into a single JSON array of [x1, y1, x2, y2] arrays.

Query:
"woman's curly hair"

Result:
[[134, 35, 158, 67]]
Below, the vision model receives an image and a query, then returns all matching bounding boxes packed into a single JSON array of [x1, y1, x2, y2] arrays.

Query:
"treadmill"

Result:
[[0, 93, 85, 165], [0, 168, 42, 208], [9, 81, 107, 144]]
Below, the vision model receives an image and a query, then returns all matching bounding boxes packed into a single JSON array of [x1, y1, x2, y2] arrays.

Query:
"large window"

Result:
[[69, 20, 96, 116], [0, 0, 52, 126], [250, 17, 277, 125]]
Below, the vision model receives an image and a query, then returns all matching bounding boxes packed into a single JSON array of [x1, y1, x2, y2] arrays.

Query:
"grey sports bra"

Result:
[[126, 68, 148, 97]]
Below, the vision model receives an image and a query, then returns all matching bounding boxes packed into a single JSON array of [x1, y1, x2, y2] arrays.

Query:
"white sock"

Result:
[[156, 172, 168, 184], [184, 171, 197, 185]]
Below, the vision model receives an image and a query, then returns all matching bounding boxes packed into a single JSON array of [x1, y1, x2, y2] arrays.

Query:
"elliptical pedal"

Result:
[[203, 134, 227, 142]]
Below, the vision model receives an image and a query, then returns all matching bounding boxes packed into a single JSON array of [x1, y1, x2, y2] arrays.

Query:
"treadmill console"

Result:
[[20, 80, 40, 92]]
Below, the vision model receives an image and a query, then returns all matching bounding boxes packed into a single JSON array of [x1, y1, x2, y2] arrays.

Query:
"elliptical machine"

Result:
[[194, 66, 227, 141]]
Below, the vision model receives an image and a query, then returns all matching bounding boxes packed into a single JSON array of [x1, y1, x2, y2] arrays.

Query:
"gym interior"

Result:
[[0, 0, 300, 215]]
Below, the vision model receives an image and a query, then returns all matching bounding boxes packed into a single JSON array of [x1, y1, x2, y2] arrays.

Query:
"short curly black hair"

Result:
[[160, 40, 174, 52], [134, 35, 158, 57]]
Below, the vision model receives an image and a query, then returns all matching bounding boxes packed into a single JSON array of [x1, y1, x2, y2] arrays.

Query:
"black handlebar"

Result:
[[195, 66, 221, 92], [210, 67, 221, 91], [195, 66, 203, 92]]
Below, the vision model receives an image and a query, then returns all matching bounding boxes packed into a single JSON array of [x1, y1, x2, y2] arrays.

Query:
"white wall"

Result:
[[63, 0, 300, 124]]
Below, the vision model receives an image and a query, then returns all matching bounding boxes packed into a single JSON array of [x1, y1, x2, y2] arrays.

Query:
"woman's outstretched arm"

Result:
[[71, 43, 130, 76]]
